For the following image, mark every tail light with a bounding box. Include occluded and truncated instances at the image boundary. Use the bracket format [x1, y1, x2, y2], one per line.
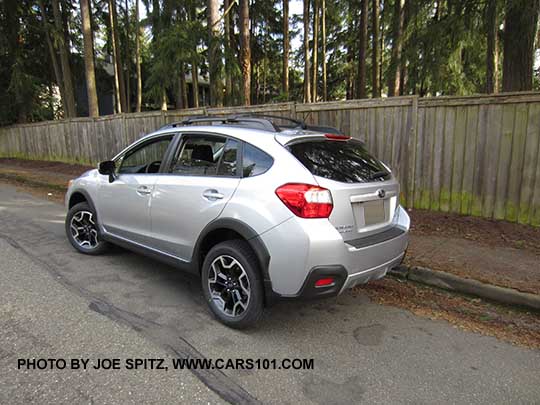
[275, 183, 333, 218]
[324, 133, 351, 141]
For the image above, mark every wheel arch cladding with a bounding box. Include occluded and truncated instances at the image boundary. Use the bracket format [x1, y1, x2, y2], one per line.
[68, 191, 87, 209]
[194, 218, 276, 304]
[68, 189, 97, 212]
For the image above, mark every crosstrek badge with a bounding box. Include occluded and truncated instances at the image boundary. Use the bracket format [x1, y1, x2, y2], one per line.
[335, 224, 354, 233]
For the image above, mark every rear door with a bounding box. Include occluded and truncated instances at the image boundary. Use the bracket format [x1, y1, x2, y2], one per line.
[287, 138, 399, 242]
[149, 133, 241, 261]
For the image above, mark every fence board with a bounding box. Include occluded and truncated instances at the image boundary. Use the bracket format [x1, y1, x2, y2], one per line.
[462, 105, 480, 215]
[519, 104, 540, 224]
[430, 106, 445, 211]
[450, 106, 467, 213]
[471, 104, 488, 216]
[440, 107, 454, 212]
[506, 104, 528, 221]
[494, 104, 516, 220]
[481, 104, 503, 218]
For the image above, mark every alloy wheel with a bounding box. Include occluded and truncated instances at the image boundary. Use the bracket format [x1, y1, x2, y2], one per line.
[208, 255, 251, 317]
[70, 210, 99, 249]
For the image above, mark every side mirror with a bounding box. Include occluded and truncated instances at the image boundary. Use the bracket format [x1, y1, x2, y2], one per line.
[98, 160, 116, 183]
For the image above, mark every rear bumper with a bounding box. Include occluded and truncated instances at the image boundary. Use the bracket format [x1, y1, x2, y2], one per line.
[340, 252, 404, 291]
[260, 205, 410, 297]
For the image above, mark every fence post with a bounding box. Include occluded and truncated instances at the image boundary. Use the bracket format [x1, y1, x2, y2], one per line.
[290, 102, 297, 119]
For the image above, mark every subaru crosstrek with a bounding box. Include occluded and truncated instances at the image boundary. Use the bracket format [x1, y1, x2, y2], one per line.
[65, 115, 410, 328]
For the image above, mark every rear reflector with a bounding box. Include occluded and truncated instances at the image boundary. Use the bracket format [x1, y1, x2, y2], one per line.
[324, 133, 351, 141]
[275, 183, 333, 218]
[315, 277, 335, 287]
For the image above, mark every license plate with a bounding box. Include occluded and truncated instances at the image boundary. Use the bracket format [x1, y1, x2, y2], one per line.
[363, 200, 385, 225]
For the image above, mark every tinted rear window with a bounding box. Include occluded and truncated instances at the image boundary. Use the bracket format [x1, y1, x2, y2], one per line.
[288, 140, 390, 183]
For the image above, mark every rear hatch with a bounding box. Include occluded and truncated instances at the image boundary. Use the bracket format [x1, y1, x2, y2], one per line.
[285, 135, 399, 242]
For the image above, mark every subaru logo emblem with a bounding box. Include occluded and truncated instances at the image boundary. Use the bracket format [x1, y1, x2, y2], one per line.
[377, 189, 386, 199]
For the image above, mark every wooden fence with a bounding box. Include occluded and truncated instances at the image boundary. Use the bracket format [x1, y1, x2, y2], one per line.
[1, 93, 539, 226]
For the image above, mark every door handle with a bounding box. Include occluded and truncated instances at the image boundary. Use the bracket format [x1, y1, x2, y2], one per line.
[136, 185, 152, 195]
[202, 189, 224, 201]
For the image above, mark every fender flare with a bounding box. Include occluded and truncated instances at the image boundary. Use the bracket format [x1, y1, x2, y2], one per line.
[67, 188, 103, 231]
[193, 218, 278, 305]
[68, 188, 97, 212]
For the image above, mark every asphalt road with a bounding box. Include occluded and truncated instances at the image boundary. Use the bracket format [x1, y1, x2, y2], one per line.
[0, 183, 539, 404]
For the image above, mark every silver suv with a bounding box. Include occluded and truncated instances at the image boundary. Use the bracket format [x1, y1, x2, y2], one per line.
[65, 115, 410, 328]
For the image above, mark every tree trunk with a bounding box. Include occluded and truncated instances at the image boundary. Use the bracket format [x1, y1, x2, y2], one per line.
[51, 0, 76, 117]
[161, 90, 167, 111]
[303, 0, 311, 103]
[399, 0, 409, 95]
[191, 60, 200, 108]
[108, 0, 126, 113]
[387, 0, 404, 96]
[207, 0, 223, 107]
[485, 0, 498, 93]
[283, 0, 290, 99]
[181, 63, 188, 108]
[371, 0, 380, 97]
[38, 0, 67, 116]
[380, 0, 384, 93]
[239, 0, 251, 105]
[80, 0, 99, 117]
[346, 9, 355, 100]
[224, 0, 233, 105]
[125, 0, 131, 112]
[357, 0, 368, 98]
[502, 0, 539, 92]
[135, 0, 142, 112]
[312, 0, 319, 101]
[321, 0, 327, 101]
[176, 64, 188, 109]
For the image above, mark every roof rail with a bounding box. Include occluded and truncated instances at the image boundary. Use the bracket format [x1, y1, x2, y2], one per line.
[233, 113, 307, 129]
[160, 113, 342, 134]
[161, 115, 279, 132]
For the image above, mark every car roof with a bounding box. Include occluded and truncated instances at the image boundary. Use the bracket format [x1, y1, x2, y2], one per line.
[142, 124, 326, 146]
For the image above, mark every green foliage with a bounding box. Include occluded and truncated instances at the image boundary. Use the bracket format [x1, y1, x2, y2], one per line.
[1, 0, 539, 123]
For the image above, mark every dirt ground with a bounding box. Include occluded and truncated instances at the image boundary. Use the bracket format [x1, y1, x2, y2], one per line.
[0, 157, 93, 178]
[359, 278, 540, 349]
[406, 210, 540, 295]
[408, 209, 540, 256]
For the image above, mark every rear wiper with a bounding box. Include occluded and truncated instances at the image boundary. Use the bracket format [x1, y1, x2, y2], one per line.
[367, 170, 388, 180]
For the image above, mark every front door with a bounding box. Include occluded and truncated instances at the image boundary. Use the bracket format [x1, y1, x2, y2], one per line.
[97, 134, 174, 245]
[150, 133, 241, 260]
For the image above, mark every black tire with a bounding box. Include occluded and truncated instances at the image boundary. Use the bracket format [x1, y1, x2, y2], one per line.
[65, 201, 109, 255]
[201, 240, 264, 329]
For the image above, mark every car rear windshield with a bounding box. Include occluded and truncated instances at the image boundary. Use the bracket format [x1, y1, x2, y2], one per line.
[288, 139, 391, 183]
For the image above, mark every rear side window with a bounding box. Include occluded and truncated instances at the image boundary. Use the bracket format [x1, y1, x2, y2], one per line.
[243, 143, 273, 177]
[288, 140, 390, 183]
[170, 134, 236, 176]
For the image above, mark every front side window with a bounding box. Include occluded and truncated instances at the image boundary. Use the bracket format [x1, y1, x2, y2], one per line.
[169, 135, 238, 177]
[118, 136, 172, 174]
